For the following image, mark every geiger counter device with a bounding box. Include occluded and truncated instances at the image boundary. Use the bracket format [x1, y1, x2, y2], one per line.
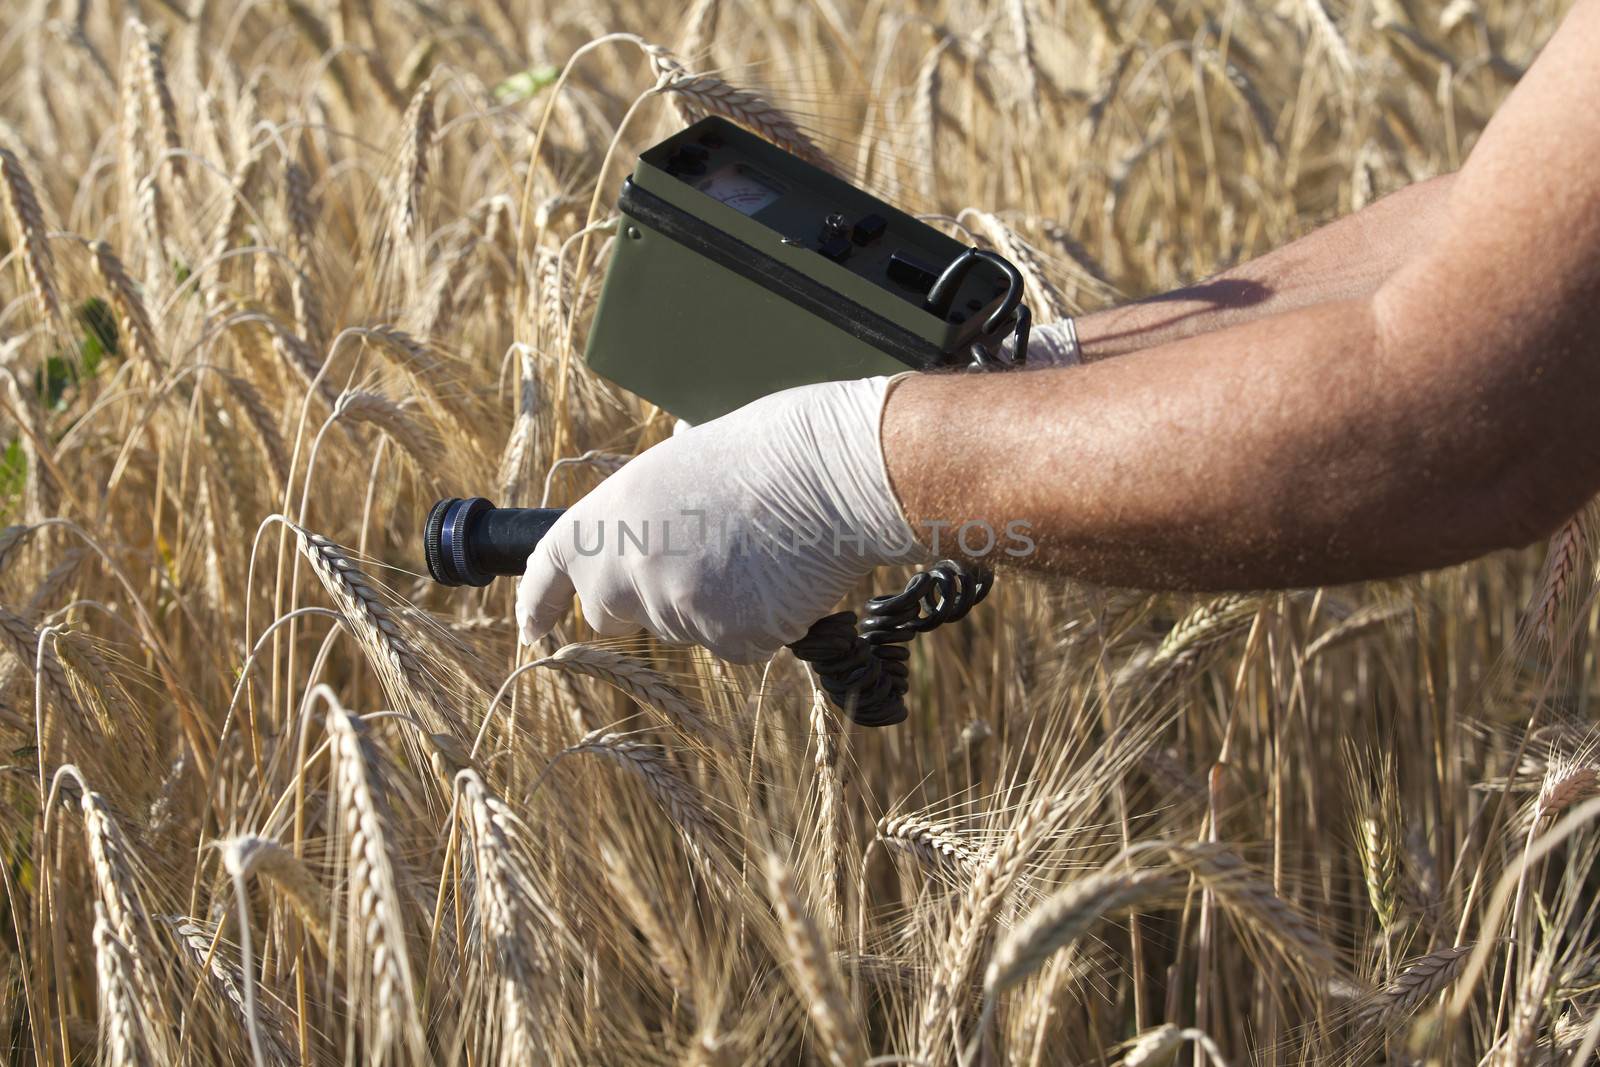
[583, 116, 1030, 424]
[429, 119, 1035, 725]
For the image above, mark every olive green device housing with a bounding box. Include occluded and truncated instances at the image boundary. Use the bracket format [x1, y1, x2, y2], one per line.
[583, 117, 1018, 425]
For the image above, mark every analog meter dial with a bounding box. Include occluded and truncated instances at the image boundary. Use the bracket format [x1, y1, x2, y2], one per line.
[696, 163, 784, 216]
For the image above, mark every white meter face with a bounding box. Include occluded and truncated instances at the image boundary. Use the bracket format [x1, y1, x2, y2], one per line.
[696, 163, 783, 216]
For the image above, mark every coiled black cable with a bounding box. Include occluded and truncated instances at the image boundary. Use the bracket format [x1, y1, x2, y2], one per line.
[786, 560, 994, 727]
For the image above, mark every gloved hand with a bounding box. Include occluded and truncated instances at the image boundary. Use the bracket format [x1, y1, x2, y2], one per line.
[1003, 317, 1082, 367]
[516, 376, 928, 664]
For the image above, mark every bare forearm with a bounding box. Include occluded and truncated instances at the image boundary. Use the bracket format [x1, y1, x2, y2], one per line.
[1073, 174, 1455, 360]
[883, 290, 1576, 592]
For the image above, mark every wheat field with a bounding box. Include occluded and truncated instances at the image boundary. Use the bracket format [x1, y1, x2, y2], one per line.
[0, 0, 1594, 1062]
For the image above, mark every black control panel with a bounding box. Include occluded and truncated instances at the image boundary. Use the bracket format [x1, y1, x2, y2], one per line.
[645, 120, 1011, 327]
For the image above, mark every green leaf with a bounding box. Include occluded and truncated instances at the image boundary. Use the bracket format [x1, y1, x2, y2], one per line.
[76, 297, 118, 362]
[0, 440, 26, 506]
[494, 64, 560, 103]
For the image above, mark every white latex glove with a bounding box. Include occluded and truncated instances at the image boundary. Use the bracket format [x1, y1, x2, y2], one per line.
[516, 376, 927, 664]
[1002, 318, 1082, 367]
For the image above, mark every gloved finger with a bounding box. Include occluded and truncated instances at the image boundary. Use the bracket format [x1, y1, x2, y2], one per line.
[690, 616, 791, 666]
[579, 594, 646, 638]
[702, 635, 785, 665]
[516, 540, 576, 645]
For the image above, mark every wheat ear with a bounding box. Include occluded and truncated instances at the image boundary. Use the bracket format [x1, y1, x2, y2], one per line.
[1121, 1024, 1231, 1066]
[129, 18, 183, 180]
[1006, 0, 1041, 108]
[326, 701, 425, 1061]
[878, 812, 984, 874]
[0, 523, 32, 575]
[1532, 515, 1584, 644]
[765, 854, 865, 1067]
[202, 146, 263, 304]
[457, 770, 554, 1062]
[0, 146, 60, 319]
[566, 730, 728, 884]
[62, 769, 173, 1063]
[600, 844, 695, 1001]
[294, 527, 449, 729]
[218, 373, 289, 492]
[1301, 0, 1356, 79]
[810, 687, 846, 929]
[221, 835, 329, 947]
[394, 78, 436, 245]
[1139, 594, 1259, 681]
[1355, 944, 1473, 1027]
[94, 902, 159, 1067]
[171, 918, 298, 1066]
[1171, 844, 1338, 972]
[333, 391, 443, 471]
[90, 240, 164, 367]
[1537, 761, 1599, 818]
[968, 211, 1070, 322]
[0, 607, 75, 710]
[641, 42, 827, 167]
[985, 867, 1180, 996]
[911, 42, 947, 200]
[534, 644, 725, 747]
[917, 796, 1055, 1060]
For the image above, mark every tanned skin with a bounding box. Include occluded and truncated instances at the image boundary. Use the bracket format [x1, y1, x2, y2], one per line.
[884, 0, 1600, 592]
